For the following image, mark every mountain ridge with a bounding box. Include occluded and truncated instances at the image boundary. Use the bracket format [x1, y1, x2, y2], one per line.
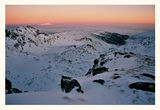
[6, 26, 155, 104]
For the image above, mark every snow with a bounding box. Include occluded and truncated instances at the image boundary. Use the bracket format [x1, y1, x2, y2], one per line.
[5, 25, 155, 104]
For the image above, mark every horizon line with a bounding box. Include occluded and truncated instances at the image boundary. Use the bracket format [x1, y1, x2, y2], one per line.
[6, 22, 155, 26]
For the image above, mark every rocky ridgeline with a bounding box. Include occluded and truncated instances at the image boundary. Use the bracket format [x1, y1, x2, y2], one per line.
[6, 26, 56, 51]
[60, 51, 155, 93]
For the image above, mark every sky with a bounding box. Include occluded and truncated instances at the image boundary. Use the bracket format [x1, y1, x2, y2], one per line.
[6, 5, 155, 25]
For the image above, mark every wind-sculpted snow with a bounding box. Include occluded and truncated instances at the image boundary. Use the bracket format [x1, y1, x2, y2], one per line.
[6, 26, 155, 104]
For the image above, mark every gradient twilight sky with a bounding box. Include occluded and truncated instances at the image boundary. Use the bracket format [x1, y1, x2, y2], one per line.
[6, 5, 155, 25]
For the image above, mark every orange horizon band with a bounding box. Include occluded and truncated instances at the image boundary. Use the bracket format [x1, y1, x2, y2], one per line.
[6, 5, 155, 25]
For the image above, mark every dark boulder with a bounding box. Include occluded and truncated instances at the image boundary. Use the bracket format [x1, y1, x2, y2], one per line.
[114, 52, 134, 58]
[93, 59, 99, 68]
[92, 67, 109, 76]
[6, 78, 23, 94]
[117, 52, 125, 55]
[140, 73, 155, 79]
[114, 52, 118, 57]
[61, 76, 83, 93]
[129, 82, 155, 92]
[6, 30, 11, 38]
[129, 52, 135, 55]
[114, 52, 126, 57]
[6, 78, 12, 94]
[93, 79, 105, 85]
[112, 74, 120, 79]
[100, 54, 105, 58]
[145, 57, 151, 62]
[124, 54, 131, 58]
[100, 61, 106, 66]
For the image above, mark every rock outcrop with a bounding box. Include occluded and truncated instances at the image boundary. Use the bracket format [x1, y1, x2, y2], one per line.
[129, 82, 155, 92]
[61, 76, 83, 93]
[93, 79, 105, 85]
[6, 78, 22, 94]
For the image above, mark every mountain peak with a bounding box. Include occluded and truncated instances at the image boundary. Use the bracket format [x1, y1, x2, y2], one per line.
[13, 25, 38, 35]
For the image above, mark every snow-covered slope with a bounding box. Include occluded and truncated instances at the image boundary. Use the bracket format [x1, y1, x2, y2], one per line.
[122, 30, 155, 57]
[5, 26, 155, 104]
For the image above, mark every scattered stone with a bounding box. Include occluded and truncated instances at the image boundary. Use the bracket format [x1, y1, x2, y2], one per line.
[145, 57, 151, 62]
[92, 67, 109, 76]
[93, 79, 105, 85]
[129, 82, 155, 92]
[118, 52, 125, 55]
[100, 61, 106, 66]
[114, 52, 117, 57]
[114, 52, 129, 57]
[112, 74, 120, 79]
[114, 52, 135, 58]
[114, 52, 124, 57]
[141, 73, 155, 79]
[124, 54, 131, 58]
[100, 54, 105, 58]
[129, 52, 135, 55]
[93, 59, 99, 67]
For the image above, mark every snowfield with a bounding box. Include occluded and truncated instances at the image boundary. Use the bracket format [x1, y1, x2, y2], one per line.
[5, 26, 155, 104]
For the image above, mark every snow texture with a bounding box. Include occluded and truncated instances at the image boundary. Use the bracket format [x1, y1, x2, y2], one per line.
[6, 25, 155, 104]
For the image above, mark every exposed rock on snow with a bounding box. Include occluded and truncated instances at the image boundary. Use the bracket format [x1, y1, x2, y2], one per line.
[6, 78, 22, 94]
[112, 73, 121, 79]
[140, 73, 155, 80]
[6, 78, 12, 94]
[129, 82, 155, 92]
[92, 67, 109, 76]
[61, 76, 83, 93]
[5, 26, 155, 104]
[93, 79, 105, 85]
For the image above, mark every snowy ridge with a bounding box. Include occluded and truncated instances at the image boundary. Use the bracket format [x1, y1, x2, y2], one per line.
[6, 26, 155, 104]
[123, 30, 155, 57]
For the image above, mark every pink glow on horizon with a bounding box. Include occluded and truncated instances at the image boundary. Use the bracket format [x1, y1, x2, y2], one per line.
[6, 5, 155, 25]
